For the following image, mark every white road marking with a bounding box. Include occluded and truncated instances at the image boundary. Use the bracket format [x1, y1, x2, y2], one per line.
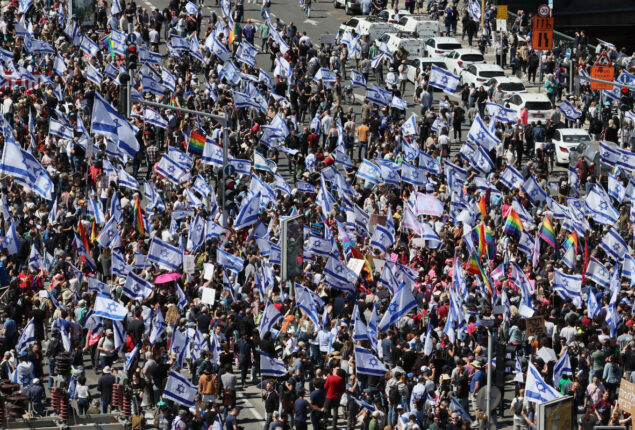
[304, 19, 318, 26]
[238, 389, 264, 420]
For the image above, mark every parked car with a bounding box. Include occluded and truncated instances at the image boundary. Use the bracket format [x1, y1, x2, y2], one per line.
[484, 76, 527, 96]
[460, 64, 505, 87]
[424, 37, 462, 57]
[540, 128, 592, 164]
[443, 49, 485, 75]
[406, 57, 449, 83]
[338, 17, 396, 41]
[334, 0, 361, 15]
[376, 9, 411, 23]
[393, 15, 441, 38]
[379, 32, 424, 56]
[503, 93, 553, 124]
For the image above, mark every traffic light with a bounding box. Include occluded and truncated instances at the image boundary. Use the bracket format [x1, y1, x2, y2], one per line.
[620, 87, 634, 112]
[125, 44, 138, 70]
[117, 72, 130, 116]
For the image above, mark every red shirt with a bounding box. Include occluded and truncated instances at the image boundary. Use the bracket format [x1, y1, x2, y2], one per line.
[324, 374, 345, 400]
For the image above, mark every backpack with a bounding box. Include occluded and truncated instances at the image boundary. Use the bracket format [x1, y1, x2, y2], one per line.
[389, 384, 401, 405]
[513, 397, 523, 415]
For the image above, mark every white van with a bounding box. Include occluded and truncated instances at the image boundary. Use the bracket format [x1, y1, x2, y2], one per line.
[338, 17, 397, 41]
[393, 15, 441, 39]
[379, 32, 424, 57]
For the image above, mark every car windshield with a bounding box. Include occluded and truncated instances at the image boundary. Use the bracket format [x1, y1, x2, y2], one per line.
[431, 62, 447, 69]
[562, 134, 591, 143]
[437, 43, 461, 50]
[461, 54, 484, 62]
[480, 71, 505, 78]
[499, 82, 525, 92]
[525, 101, 553, 110]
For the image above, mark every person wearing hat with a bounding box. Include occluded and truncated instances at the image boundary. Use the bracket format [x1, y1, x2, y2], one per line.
[25, 377, 45, 415]
[470, 360, 485, 411]
[97, 328, 117, 370]
[97, 366, 116, 413]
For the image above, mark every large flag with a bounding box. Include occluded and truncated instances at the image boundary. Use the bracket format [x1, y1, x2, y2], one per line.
[354, 345, 387, 376]
[94, 293, 127, 321]
[122, 272, 153, 301]
[260, 351, 287, 377]
[552, 351, 572, 388]
[91, 92, 139, 158]
[599, 228, 628, 261]
[147, 237, 183, 271]
[1, 221, 19, 255]
[428, 64, 460, 93]
[378, 284, 417, 331]
[234, 193, 261, 230]
[15, 319, 35, 352]
[525, 361, 563, 403]
[552, 269, 583, 308]
[163, 370, 197, 408]
[324, 256, 357, 293]
[217, 248, 244, 273]
[467, 114, 500, 151]
[259, 301, 283, 339]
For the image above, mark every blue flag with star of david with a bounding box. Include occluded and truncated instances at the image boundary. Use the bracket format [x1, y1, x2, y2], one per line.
[354, 345, 387, 376]
[163, 370, 197, 407]
[378, 283, 417, 331]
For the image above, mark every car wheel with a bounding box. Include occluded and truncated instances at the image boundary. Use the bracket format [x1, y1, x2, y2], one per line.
[345, 2, 351, 14]
[333, 0, 339, 8]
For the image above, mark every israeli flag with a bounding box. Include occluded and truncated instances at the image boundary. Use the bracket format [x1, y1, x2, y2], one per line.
[49, 118, 74, 140]
[170, 35, 191, 51]
[149, 308, 166, 345]
[1, 221, 19, 255]
[169, 329, 189, 369]
[79, 35, 100, 58]
[220, 61, 242, 86]
[450, 397, 473, 423]
[185, 0, 198, 14]
[486, 102, 518, 124]
[110, 0, 122, 15]
[124, 344, 139, 371]
[551, 350, 573, 388]
[584, 257, 609, 287]
[104, 63, 119, 80]
[522, 175, 548, 205]
[159, 68, 176, 93]
[599, 229, 628, 261]
[269, 26, 289, 54]
[391, 96, 408, 111]
[585, 184, 619, 225]
[399, 138, 419, 164]
[314, 67, 337, 83]
[588, 289, 601, 318]
[232, 91, 261, 110]
[468, 114, 500, 151]
[217, 248, 244, 273]
[399, 113, 418, 137]
[94, 293, 127, 321]
[116, 167, 139, 190]
[91, 92, 139, 158]
[234, 193, 261, 230]
[15, 319, 35, 352]
[467, 0, 481, 20]
[84, 64, 103, 87]
[192, 175, 212, 198]
[164, 371, 197, 408]
[324, 256, 357, 293]
[236, 41, 259, 67]
[525, 361, 563, 403]
[307, 236, 332, 257]
[356, 160, 381, 185]
[500, 166, 525, 189]
[257, 69, 274, 89]
[53, 54, 67, 76]
[155, 155, 187, 185]
[401, 162, 428, 188]
[202, 138, 223, 167]
[366, 84, 392, 106]
[144, 108, 168, 129]
[297, 180, 317, 193]
[122, 272, 153, 301]
[557, 100, 582, 121]
[350, 69, 367, 88]
[148, 237, 183, 271]
[19, 0, 33, 13]
[95, 217, 117, 248]
[380, 165, 401, 186]
[470, 144, 495, 175]
[354, 345, 387, 376]
[260, 351, 287, 377]
[429, 64, 460, 93]
[553, 269, 583, 308]
[259, 301, 283, 339]
[111, 251, 132, 278]
[109, 30, 127, 55]
[28, 244, 43, 270]
[623, 254, 635, 282]
[378, 284, 417, 331]
[615, 147, 635, 171]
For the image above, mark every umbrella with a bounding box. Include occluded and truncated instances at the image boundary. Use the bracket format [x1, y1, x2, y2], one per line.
[154, 272, 182, 284]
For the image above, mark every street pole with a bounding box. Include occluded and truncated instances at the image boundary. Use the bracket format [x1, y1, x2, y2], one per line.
[221, 127, 229, 227]
[486, 328, 493, 430]
[538, 53, 543, 92]
[480, 0, 485, 32]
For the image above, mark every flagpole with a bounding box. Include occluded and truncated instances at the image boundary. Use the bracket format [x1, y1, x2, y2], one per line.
[486, 328, 492, 429]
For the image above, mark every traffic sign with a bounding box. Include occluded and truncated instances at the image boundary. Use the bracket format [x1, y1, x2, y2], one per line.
[537, 4, 551, 17]
[532, 17, 554, 50]
[565, 48, 571, 60]
[224, 164, 236, 176]
[590, 66, 615, 90]
[593, 51, 611, 66]
[497, 5, 508, 19]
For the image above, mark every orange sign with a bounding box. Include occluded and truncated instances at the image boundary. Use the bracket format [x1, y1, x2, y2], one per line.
[590, 66, 615, 90]
[532, 17, 554, 50]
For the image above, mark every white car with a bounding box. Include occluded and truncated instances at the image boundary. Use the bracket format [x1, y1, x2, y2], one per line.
[460, 64, 505, 87]
[551, 128, 592, 164]
[504, 93, 553, 124]
[484, 76, 527, 95]
[379, 32, 424, 57]
[424, 37, 462, 57]
[338, 17, 396, 41]
[406, 57, 449, 83]
[334, 0, 361, 15]
[443, 49, 485, 75]
[393, 15, 441, 38]
[376, 9, 411, 23]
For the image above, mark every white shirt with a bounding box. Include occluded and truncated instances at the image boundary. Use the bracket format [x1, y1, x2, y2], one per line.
[560, 326, 577, 344]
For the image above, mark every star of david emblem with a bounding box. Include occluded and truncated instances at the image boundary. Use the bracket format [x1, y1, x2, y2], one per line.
[196, 224, 203, 232]
[613, 243, 622, 252]
[411, 170, 418, 179]
[531, 189, 539, 197]
[160, 249, 169, 258]
[247, 207, 256, 215]
[106, 229, 115, 239]
[112, 118, 122, 129]
[269, 357, 278, 367]
[107, 303, 118, 312]
[388, 172, 397, 179]
[176, 384, 185, 394]
[25, 38, 32, 50]
[440, 75, 449, 86]
[335, 264, 344, 273]
[378, 233, 385, 242]
[369, 357, 379, 366]
[388, 302, 399, 313]
[561, 279, 568, 289]
[622, 154, 629, 163]
[4, 236, 11, 245]
[167, 165, 176, 175]
[599, 201, 609, 211]
[173, 345, 180, 354]
[426, 160, 435, 169]
[132, 283, 141, 293]
[476, 131, 486, 140]
[193, 343, 201, 352]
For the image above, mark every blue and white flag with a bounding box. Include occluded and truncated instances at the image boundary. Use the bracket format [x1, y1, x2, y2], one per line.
[306, 236, 332, 258]
[142, 75, 165, 96]
[145, 108, 168, 129]
[354, 345, 387, 376]
[2, 221, 19, 255]
[149, 308, 166, 344]
[588, 288, 601, 318]
[467, 0, 481, 20]
[401, 162, 428, 187]
[28, 244, 43, 270]
[525, 361, 562, 404]
[378, 284, 417, 331]
[297, 180, 317, 193]
[217, 248, 244, 273]
[623, 254, 635, 282]
[160, 68, 176, 92]
[313, 67, 337, 83]
[122, 272, 153, 301]
[259, 301, 283, 339]
[450, 397, 473, 423]
[111, 251, 132, 278]
[254, 151, 276, 173]
[19, 0, 33, 13]
[188, 35, 205, 62]
[429, 64, 460, 93]
[553, 352, 573, 384]
[23, 36, 56, 55]
[87, 276, 110, 295]
[470, 144, 495, 175]
[401, 138, 419, 164]
[234, 193, 261, 230]
[391, 95, 408, 110]
[148, 237, 183, 271]
[366, 84, 392, 106]
[117, 166, 139, 190]
[163, 370, 197, 408]
[94, 293, 127, 321]
[85, 64, 103, 86]
[500, 166, 524, 189]
[125, 344, 140, 371]
[402, 113, 418, 136]
[202, 138, 223, 167]
[599, 228, 628, 261]
[259, 69, 274, 88]
[169, 329, 189, 369]
[269, 26, 289, 54]
[468, 114, 500, 152]
[350, 69, 367, 88]
[557, 100, 582, 121]
[96, 217, 118, 248]
[79, 35, 100, 58]
[110, 0, 122, 15]
[156, 155, 187, 185]
[232, 91, 261, 110]
[486, 102, 518, 124]
[522, 175, 548, 205]
[49, 117, 74, 140]
[553, 269, 583, 308]
[380, 165, 401, 186]
[91, 92, 139, 158]
[352, 305, 370, 341]
[260, 351, 287, 377]
[585, 257, 610, 288]
[324, 256, 357, 293]
[15, 319, 35, 352]
[356, 160, 381, 185]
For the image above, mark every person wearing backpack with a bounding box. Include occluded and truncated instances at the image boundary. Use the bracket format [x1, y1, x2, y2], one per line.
[510, 388, 526, 430]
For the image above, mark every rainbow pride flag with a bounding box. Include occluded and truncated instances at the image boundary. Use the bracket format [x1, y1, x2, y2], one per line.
[484, 225, 496, 260]
[465, 254, 481, 275]
[478, 195, 487, 218]
[540, 215, 556, 248]
[187, 131, 205, 156]
[503, 209, 523, 239]
[134, 195, 145, 235]
[77, 221, 90, 253]
[563, 231, 578, 252]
